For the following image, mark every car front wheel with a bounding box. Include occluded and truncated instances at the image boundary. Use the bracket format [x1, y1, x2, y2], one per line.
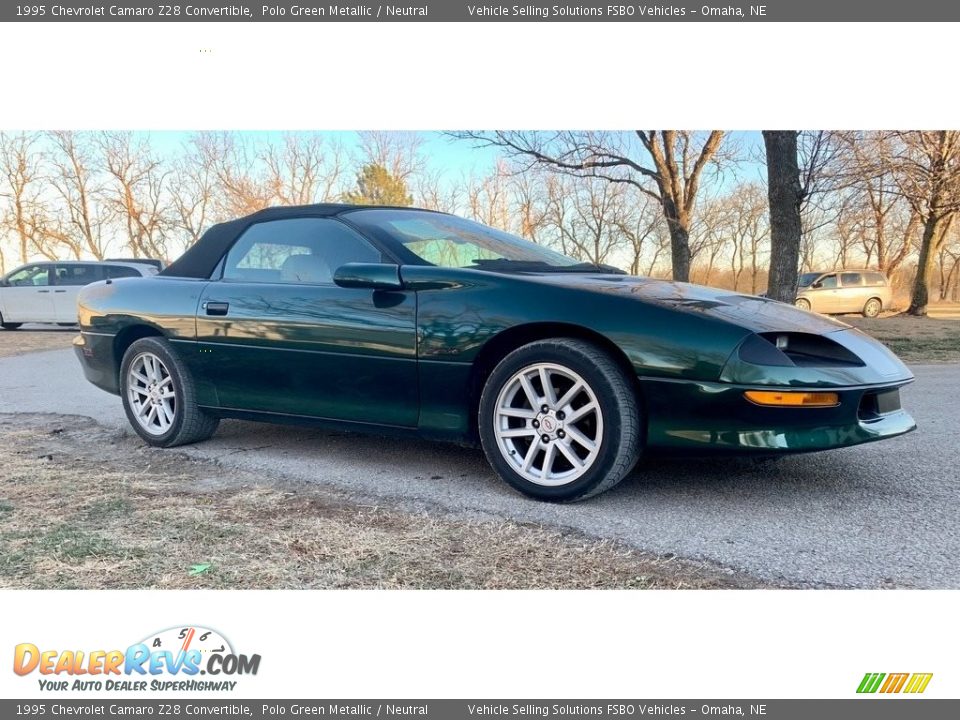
[120, 336, 219, 447]
[794, 298, 811, 311]
[479, 338, 641, 502]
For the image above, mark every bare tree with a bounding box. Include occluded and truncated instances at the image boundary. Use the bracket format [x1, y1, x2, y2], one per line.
[465, 164, 511, 229]
[0, 132, 46, 263]
[718, 184, 769, 293]
[612, 190, 666, 276]
[939, 222, 960, 301]
[414, 168, 463, 214]
[508, 167, 550, 244]
[262, 133, 345, 205]
[170, 138, 220, 248]
[47, 131, 110, 260]
[450, 131, 726, 281]
[98, 132, 172, 259]
[541, 176, 631, 266]
[357, 131, 424, 183]
[880, 131, 960, 315]
[193, 132, 271, 217]
[839, 132, 917, 275]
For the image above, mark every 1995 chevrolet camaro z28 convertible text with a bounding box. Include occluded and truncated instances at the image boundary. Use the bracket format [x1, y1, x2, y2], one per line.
[74, 204, 916, 501]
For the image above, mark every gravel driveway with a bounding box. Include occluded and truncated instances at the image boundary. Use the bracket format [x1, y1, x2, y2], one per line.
[1, 346, 957, 588]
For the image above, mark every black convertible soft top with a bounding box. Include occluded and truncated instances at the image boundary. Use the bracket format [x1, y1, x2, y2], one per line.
[161, 203, 429, 279]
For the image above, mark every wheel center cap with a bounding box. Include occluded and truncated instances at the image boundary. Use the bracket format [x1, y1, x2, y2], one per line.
[540, 415, 557, 433]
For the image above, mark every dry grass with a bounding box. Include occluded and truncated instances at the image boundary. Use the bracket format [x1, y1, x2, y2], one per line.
[0, 415, 755, 590]
[845, 315, 960, 363]
[0, 328, 75, 358]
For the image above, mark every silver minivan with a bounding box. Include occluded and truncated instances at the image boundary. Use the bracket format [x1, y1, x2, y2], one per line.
[0, 260, 157, 329]
[794, 270, 892, 318]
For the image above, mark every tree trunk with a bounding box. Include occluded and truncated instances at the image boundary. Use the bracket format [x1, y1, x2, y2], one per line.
[908, 215, 942, 316]
[762, 131, 803, 303]
[665, 220, 691, 282]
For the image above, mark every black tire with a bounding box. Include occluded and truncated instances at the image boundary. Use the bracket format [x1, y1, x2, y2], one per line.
[478, 338, 641, 502]
[119, 336, 219, 448]
[0, 311, 22, 330]
[862, 297, 882, 318]
[794, 298, 811, 311]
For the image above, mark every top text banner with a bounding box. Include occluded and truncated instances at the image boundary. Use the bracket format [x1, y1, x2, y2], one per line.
[3, 1, 960, 22]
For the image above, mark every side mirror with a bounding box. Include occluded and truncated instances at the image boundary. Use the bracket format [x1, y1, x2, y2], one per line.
[333, 263, 403, 291]
[812, 281, 823, 289]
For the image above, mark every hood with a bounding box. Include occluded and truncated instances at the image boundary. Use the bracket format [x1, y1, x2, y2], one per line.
[525, 273, 849, 334]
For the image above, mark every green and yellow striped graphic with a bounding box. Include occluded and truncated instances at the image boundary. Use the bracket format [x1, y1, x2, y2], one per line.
[857, 672, 933, 694]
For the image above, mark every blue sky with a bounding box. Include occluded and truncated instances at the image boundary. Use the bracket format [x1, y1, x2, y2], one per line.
[142, 130, 767, 187]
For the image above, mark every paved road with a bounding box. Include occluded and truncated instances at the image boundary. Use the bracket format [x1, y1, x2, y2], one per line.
[1, 347, 958, 588]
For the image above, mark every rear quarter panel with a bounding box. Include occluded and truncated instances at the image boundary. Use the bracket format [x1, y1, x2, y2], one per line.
[77, 276, 207, 337]
[76, 276, 209, 397]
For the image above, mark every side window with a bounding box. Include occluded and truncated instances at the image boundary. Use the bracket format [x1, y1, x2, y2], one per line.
[222, 218, 382, 285]
[865, 272, 887, 286]
[6, 264, 49, 287]
[105, 265, 141, 279]
[818, 274, 838, 289]
[55, 264, 105, 286]
[840, 272, 863, 287]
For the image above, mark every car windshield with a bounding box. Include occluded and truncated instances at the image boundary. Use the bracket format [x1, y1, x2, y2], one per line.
[798, 272, 821, 287]
[345, 208, 621, 273]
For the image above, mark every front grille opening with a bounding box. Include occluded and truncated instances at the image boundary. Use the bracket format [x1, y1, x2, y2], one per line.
[859, 389, 901, 420]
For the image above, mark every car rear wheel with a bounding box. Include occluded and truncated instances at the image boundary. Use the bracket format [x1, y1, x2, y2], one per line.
[794, 298, 811, 311]
[120, 337, 219, 448]
[862, 297, 882, 318]
[479, 338, 641, 502]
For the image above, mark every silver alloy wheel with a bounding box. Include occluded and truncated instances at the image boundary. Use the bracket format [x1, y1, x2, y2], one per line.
[864, 298, 881, 317]
[127, 351, 177, 436]
[493, 362, 603, 487]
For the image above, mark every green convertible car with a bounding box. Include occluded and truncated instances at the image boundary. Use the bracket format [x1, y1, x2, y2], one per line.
[74, 204, 916, 501]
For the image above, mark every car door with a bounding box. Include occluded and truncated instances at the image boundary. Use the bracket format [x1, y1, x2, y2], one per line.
[812, 273, 840, 313]
[839, 272, 865, 313]
[52, 263, 105, 322]
[193, 216, 419, 427]
[0, 263, 55, 322]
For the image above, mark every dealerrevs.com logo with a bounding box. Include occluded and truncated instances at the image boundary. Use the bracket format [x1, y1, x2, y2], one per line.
[13, 626, 261, 693]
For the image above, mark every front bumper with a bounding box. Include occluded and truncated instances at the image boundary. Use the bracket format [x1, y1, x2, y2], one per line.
[641, 376, 916, 454]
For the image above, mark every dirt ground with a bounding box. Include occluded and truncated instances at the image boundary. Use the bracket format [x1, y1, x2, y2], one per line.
[0, 326, 75, 358]
[0, 413, 756, 589]
[845, 315, 960, 363]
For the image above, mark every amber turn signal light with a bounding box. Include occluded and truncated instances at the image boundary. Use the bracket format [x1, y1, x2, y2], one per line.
[744, 390, 840, 408]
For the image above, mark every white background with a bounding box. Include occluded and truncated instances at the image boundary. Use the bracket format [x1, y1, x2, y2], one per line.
[1, 20, 958, 700]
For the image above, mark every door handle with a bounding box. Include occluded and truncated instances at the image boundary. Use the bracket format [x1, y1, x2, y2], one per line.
[54, 290, 67, 293]
[37, 289, 50, 293]
[204, 301, 229, 316]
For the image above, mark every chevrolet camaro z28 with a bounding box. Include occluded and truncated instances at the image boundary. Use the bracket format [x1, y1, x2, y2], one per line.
[74, 204, 916, 501]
